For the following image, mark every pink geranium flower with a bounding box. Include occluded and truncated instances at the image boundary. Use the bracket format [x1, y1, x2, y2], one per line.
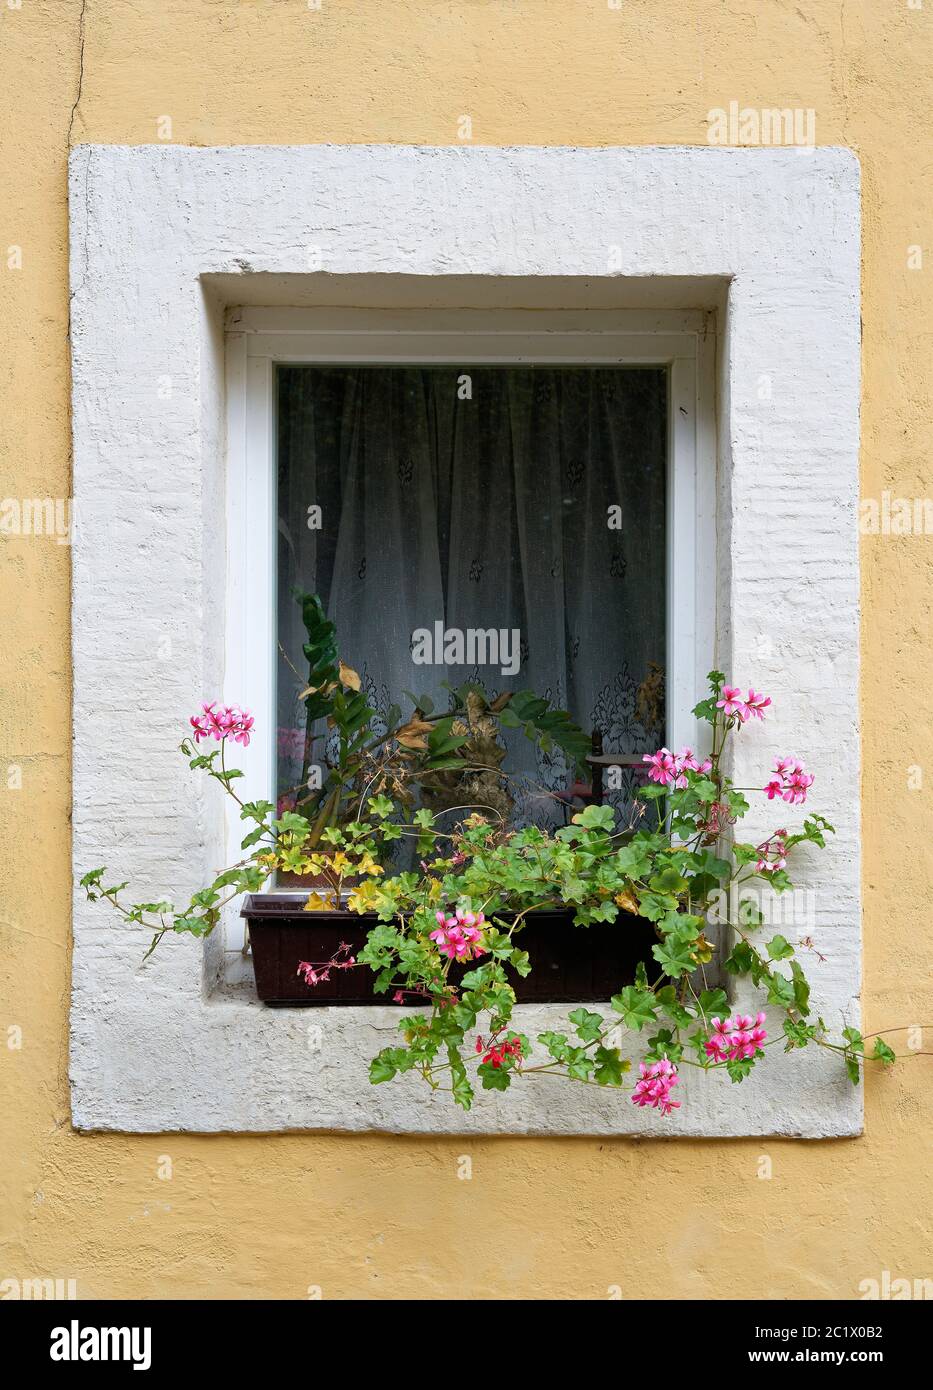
[765, 757, 814, 805]
[714, 684, 772, 724]
[643, 748, 677, 785]
[744, 689, 772, 721]
[430, 908, 487, 961]
[716, 685, 748, 719]
[631, 1058, 681, 1116]
[642, 746, 712, 790]
[674, 747, 713, 787]
[190, 701, 255, 747]
[704, 1013, 767, 1063]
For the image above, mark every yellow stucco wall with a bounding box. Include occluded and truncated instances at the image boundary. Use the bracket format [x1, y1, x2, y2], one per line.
[1, 0, 930, 1300]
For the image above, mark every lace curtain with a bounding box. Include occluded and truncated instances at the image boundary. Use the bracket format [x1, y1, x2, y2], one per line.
[276, 365, 667, 828]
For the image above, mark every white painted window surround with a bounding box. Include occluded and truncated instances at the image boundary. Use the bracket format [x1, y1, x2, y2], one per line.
[69, 145, 861, 1136]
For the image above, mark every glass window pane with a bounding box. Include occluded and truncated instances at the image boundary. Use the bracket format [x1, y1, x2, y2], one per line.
[276, 365, 667, 835]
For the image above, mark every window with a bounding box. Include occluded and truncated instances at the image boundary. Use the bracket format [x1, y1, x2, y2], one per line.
[225, 311, 714, 935]
[276, 362, 667, 831]
[69, 143, 860, 1134]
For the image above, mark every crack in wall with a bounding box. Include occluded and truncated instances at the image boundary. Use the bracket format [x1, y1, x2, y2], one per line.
[66, 0, 87, 149]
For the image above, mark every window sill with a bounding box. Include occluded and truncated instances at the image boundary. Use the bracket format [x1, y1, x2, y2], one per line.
[72, 976, 862, 1137]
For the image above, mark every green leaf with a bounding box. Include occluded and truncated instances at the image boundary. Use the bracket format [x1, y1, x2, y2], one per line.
[448, 1046, 474, 1110]
[614, 845, 651, 879]
[572, 900, 618, 926]
[646, 1028, 682, 1063]
[662, 911, 703, 942]
[766, 934, 795, 961]
[594, 1045, 628, 1086]
[638, 890, 677, 923]
[845, 1055, 861, 1086]
[722, 789, 750, 818]
[572, 804, 616, 832]
[871, 1038, 896, 1066]
[652, 937, 697, 978]
[790, 961, 811, 1016]
[190, 888, 220, 909]
[272, 811, 312, 836]
[538, 1031, 570, 1062]
[724, 942, 755, 976]
[610, 986, 658, 1031]
[503, 690, 590, 771]
[737, 898, 764, 928]
[569, 1007, 604, 1043]
[565, 1054, 595, 1082]
[649, 866, 689, 895]
[655, 986, 694, 1028]
[692, 696, 718, 723]
[783, 1018, 818, 1050]
[508, 947, 532, 978]
[766, 973, 796, 1008]
[698, 988, 729, 1019]
[211, 868, 246, 890]
[369, 1053, 398, 1085]
[478, 1063, 512, 1091]
[451, 1002, 477, 1032]
[687, 849, 732, 881]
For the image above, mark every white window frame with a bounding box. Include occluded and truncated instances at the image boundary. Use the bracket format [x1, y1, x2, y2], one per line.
[224, 308, 716, 944]
[68, 143, 861, 1137]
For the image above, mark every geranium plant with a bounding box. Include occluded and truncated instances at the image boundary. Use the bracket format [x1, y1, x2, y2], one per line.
[82, 671, 899, 1117]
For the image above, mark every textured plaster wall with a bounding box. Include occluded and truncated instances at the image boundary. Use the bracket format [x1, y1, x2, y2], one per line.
[0, 0, 930, 1299]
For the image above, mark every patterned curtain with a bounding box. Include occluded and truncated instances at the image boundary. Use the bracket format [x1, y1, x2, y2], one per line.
[276, 365, 667, 829]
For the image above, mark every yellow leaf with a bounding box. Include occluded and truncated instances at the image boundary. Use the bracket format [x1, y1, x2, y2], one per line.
[338, 661, 361, 691]
[303, 891, 334, 912]
[614, 888, 640, 915]
[692, 932, 714, 964]
[347, 879, 383, 914]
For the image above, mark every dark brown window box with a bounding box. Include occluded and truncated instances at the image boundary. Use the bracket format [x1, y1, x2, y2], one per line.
[241, 894, 658, 1007]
